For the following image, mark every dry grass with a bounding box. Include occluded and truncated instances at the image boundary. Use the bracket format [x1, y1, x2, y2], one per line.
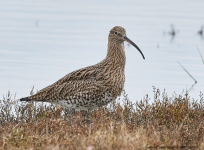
[0, 88, 204, 150]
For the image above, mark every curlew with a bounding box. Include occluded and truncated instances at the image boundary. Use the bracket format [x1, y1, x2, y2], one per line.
[20, 26, 145, 120]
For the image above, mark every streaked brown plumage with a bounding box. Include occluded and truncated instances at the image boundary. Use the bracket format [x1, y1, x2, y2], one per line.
[20, 26, 145, 114]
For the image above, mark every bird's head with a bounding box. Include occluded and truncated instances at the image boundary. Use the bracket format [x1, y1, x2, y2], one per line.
[109, 26, 145, 60]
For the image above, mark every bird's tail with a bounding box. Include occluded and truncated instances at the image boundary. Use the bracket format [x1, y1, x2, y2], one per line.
[20, 97, 31, 102]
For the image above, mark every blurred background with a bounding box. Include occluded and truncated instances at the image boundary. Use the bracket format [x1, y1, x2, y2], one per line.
[0, 0, 203, 103]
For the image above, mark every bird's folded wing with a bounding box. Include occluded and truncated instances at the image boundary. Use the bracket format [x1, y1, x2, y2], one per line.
[29, 79, 106, 102]
[29, 66, 107, 102]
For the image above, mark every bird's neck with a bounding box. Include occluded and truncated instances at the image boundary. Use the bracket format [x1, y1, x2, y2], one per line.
[106, 40, 126, 69]
[103, 40, 126, 97]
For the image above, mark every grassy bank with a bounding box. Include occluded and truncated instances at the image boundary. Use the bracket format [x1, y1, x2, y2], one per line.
[0, 88, 204, 150]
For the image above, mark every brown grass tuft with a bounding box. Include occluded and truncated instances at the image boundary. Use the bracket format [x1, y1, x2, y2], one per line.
[0, 88, 204, 149]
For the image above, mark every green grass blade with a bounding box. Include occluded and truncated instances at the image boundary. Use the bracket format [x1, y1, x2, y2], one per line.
[178, 62, 197, 84]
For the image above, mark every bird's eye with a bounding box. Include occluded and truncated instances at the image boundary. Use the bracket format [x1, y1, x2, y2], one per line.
[114, 32, 118, 35]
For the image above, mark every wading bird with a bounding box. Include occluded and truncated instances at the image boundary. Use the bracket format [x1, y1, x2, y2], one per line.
[20, 26, 145, 122]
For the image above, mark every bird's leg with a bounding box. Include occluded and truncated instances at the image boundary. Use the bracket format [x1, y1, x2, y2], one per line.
[87, 110, 91, 118]
[66, 108, 75, 126]
[85, 109, 92, 124]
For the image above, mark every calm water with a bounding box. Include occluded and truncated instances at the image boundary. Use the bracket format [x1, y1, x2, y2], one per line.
[0, 0, 204, 102]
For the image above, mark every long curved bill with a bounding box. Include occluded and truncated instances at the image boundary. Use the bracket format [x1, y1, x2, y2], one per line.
[124, 36, 145, 59]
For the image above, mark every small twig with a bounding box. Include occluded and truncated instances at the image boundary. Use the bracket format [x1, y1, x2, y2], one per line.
[197, 47, 204, 64]
[12, 123, 19, 130]
[178, 62, 197, 84]
[136, 103, 144, 111]
[178, 113, 189, 131]
[30, 86, 35, 96]
[186, 82, 197, 94]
